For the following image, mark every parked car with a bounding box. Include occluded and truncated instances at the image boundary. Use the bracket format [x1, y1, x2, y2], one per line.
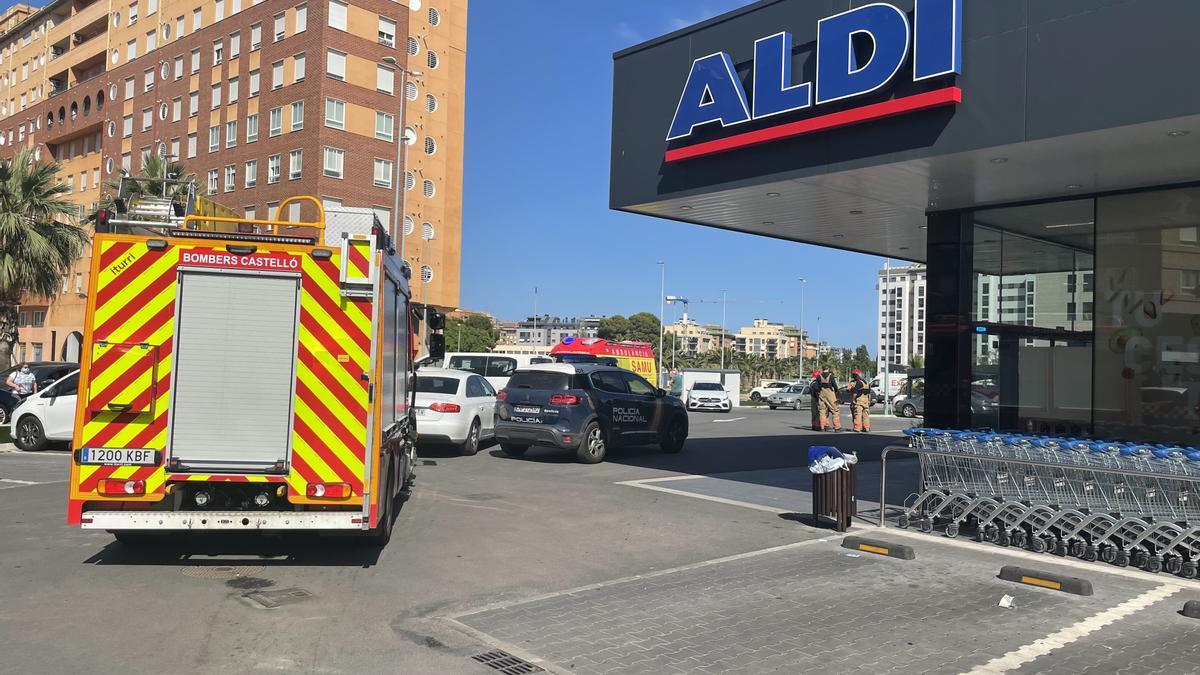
[414, 367, 498, 456]
[897, 392, 997, 419]
[0, 388, 21, 426]
[766, 383, 811, 410]
[0, 361, 79, 425]
[748, 380, 795, 402]
[10, 369, 79, 451]
[494, 364, 688, 464]
[442, 352, 555, 391]
[686, 381, 732, 412]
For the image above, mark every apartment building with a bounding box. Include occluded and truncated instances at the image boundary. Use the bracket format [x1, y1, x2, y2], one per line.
[512, 315, 603, 347]
[663, 318, 730, 354]
[0, 0, 466, 364]
[877, 264, 926, 367]
[735, 318, 800, 359]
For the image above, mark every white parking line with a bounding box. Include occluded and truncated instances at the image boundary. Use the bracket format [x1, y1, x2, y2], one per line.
[712, 417, 746, 423]
[0, 478, 66, 489]
[965, 584, 1182, 674]
[618, 479, 794, 515]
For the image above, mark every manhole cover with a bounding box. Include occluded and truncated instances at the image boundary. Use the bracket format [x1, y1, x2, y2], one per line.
[181, 565, 265, 580]
[242, 587, 313, 610]
[472, 650, 543, 674]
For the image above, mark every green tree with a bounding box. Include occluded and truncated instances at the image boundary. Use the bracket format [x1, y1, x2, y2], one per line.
[598, 315, 629, 341]
[626, 312, 661, 343]
[444, 316, 497, 352]
[908, 354, 925, 369]
[0, 148, 87, 366]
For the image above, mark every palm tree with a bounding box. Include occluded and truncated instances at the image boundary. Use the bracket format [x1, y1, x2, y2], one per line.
[0, 148, 87, 366]
[101, 154, 196, 207]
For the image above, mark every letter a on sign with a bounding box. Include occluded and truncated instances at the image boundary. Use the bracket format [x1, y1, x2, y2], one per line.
[666, 53, 751, 141]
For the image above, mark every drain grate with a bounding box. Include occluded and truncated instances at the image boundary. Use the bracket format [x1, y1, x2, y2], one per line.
[181, 565, 265, 580]
[242, 587, 313, 610]
[471, 650, 543, 674]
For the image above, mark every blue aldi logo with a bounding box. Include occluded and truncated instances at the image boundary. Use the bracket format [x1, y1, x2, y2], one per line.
[666, 0, 962, 162]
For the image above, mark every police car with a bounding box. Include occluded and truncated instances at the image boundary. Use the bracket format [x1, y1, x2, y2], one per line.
[494, 364, 688, 464]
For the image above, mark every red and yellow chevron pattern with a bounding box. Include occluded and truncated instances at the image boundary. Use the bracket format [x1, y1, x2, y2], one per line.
[70, 233, 377, 520]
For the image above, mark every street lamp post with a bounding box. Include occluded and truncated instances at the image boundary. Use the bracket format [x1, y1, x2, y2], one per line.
[720, 289, 727, 370]
[883, 258, 892, 417]
[381, 56, 421, 265]
[798, 277, 806, 378]
[657, 261, 665, 387]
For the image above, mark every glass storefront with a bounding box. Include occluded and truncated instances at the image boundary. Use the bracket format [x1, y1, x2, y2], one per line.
[960, 186, 1200, 444]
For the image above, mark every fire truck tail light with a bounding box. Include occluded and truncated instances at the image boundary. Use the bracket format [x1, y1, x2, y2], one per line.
[306, 482, 352, 499]
[429, 402, 461, 413]
[98, 479, 146, 496]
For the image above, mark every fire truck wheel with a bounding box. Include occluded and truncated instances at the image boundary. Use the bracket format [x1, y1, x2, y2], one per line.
[366, 470, 394, 547]
[500, 443, 528, 457]
[460, 420, 481, 456]
[13, 415, 48, 452]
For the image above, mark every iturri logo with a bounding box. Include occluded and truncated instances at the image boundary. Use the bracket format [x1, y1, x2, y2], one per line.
[665, 0, 962, 162]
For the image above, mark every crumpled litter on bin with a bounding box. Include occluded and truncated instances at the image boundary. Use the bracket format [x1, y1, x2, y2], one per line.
[808, 446, 857, 474]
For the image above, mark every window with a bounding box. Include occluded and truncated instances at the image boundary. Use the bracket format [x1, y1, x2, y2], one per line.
[293, 52, 305, 81]
[211, 83, 221, 108]
[269, 107, 282, 136]
[245, 206, 256, 220]
[427, 50, 439, 69]
[225, 120, 236, 147]
[1182, 227, 1199, 245]
[173, 54, 183, 79]
[267, 201, 280, 220]
[66, 174, 74, 193]
[326, 49, 345, 80]
[246, 113, 258, 142]
[188, 91, 198, 116]
[428, 6, 441, 26]
[228, 76, 238, 102]
[230, 32, 240, 58]
[424, 137, 436, 155]
[323, 147, 344, 178]
[208, 125, 219, 152]
[271, 60, 283, 89]
[273, 12, 285, 41]
[378, 17, 396, 47]
[422, 179, 435, 198]
[375, 112, 394, 141]
[376, 65, 394, 94]
[295, 4, 307, 32]
[206, 169, 218, 194]
[404, 171, 414, 190]
[290, 100, 303, 130]
[122, 114, 133, 137]
[373, 159, 393, 187]
[1184, 270, 1199, 294]
[143, 68, 154, 92]
[190, 48, 200, 73]
[170, 137, 180, 159]
[215, 0, 225, 21]
[213, 39, 223, 65]
[267, 154, 280, 183]
[407, 36, 419, 56]
[146, 0, 157, 14]
[250, 22, 262, 49]
[288, 149, 302, 179]
[224, 165, 235, 192]
[232, 0, 241, 14]
[420, 266, 433, 284]
[328, 1, 346, 30]
[129, 1, 139, 23]
[141, 107, 152, 130]
[404, 80, 417, 101]
[176, 15, 185, 38]
[146, 29, 157, 51]
[249, 69, 260, 96]
[186, 132, 197, 158]
[124, 76, 135, 99]
[425, 93, 438, 112]
[244, 159, 257, 187]
[324, 98, 344, 129]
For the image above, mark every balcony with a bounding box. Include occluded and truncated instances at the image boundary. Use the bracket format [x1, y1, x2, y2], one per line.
[47, 0, 108, 47]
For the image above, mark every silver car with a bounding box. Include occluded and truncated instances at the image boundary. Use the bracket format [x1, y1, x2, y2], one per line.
[766, 384, 812, 410]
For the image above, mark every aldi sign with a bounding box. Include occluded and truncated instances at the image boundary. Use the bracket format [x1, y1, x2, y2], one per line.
[666, 0, 962, 161]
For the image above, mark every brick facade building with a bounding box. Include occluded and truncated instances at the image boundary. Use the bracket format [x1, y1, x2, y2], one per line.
[0, 0, 465, 364]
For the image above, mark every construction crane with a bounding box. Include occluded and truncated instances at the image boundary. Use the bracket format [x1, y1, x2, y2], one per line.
[666, 293, 785, 369]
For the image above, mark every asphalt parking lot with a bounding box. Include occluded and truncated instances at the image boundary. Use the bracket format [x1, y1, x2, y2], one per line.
[1, 408, 1197, 674]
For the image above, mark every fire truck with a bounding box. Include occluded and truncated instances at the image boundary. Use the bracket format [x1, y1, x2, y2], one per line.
[67, 179, 443, 544]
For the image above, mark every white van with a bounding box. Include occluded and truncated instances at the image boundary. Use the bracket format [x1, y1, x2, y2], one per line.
[442, 352, 555, 391]
[871, 373, 908, 402]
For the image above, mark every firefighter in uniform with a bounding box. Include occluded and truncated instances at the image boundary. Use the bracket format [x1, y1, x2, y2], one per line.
[847, 369, 873, 432]
[808, 369, 822, 431]
[816, 366, 842, 432]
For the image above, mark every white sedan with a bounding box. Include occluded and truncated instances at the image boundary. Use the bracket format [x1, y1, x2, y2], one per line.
[414, 368, 497, 456]
[686, 382, 732, 412]
[11, 369, 79, 451]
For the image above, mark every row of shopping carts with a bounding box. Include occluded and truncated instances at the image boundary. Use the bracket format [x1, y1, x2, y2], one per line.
[895, 428, 1200, 577]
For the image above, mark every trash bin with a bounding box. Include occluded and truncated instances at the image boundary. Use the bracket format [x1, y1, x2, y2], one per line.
[809, 446, 857, 532]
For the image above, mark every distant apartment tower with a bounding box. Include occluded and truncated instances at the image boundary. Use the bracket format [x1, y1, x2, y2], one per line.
[736, 318, 800, 359]
[0, 0, 466, 364]
[877, 264, 926, 366]
[514, 315, 603, 347]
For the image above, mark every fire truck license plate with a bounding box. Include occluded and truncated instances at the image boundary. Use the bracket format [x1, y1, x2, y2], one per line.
[80, 448, 156, 466]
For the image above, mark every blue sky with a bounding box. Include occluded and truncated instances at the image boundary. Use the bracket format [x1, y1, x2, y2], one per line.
[461, 1, 888, 352]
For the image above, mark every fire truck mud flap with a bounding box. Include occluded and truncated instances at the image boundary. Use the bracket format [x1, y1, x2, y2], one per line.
[81, 511, 363, 530]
